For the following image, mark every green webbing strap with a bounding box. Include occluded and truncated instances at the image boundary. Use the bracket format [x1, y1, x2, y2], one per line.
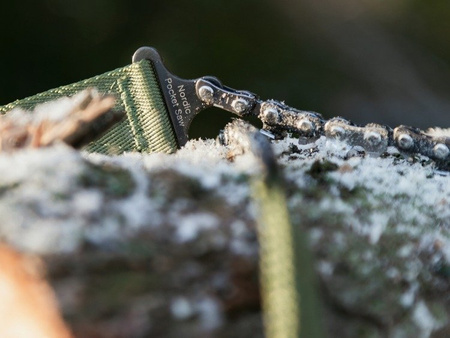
[0, 60, 177, 155]
[254, 179, 324, 338]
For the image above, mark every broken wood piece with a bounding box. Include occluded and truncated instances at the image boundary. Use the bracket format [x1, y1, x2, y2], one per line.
[0, 89, 123, 152]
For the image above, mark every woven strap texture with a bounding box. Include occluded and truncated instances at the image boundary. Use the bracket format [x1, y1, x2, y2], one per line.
[0, 60, 177, 154]
[254, 180, 324, 338]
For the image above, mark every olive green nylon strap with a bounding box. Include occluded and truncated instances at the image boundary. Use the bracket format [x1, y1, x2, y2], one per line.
[254, 180, 324, 338]
[0, 60, 177, 155]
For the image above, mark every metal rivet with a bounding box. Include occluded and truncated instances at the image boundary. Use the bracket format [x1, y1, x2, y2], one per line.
[329, 126, 346, 140]
[433, 143, 449, 159]
[397, 134, 414, 150]
[232, 98, 249, 114]
[297, 119, 315, 134]
[198, 85, 214, 103]
[262, 107, 280, 124]
[364, 131, 382, 146]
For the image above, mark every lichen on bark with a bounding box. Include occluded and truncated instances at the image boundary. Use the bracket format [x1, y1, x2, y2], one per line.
[0, 132, 449, 337]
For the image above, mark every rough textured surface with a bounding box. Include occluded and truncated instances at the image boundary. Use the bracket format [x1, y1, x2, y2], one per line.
[0, 90, 119, 152]
[0, 131, 449, 337]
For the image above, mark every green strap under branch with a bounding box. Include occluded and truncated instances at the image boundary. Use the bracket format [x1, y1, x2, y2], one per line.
[0, 60, 177, 155]
[254, 179, 324, 338]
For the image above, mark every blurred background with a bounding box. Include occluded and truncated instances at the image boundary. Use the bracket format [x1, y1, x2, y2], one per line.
[1, 0, 450, 139]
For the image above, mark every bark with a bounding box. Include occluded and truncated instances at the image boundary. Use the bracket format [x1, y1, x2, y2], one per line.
[0, 135, 449, 337]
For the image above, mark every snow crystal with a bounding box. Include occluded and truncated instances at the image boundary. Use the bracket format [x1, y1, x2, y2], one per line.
[386, 267, 400, 280]
[400, 283, 418, 308]
[397, 244, 415, 258]
[412, 301, 441, 337]
[317, 260, 334, 276]
[308, 228, 323, 246]
[71, 190, 103, 216]
[196, 296, 223, 331]
[86, 152, 164, 231]
[230, 220, 247, 237]
[170, 297, 195, 320]
[229, 220, 257, 256]
[174, 213, 220, 243]
[84, 218, 121, 246]
[426, 127, 450, 138]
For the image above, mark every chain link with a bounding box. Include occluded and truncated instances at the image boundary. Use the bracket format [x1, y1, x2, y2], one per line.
[256, 99, 450, 169]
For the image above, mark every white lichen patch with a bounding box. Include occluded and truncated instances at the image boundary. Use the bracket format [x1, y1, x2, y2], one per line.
[412, 301, 443, 337]
[274, 136, 450, 258]
[0, 138, 258, 256]
[173, 212, 220, 243]
[170, 297, 195, 320]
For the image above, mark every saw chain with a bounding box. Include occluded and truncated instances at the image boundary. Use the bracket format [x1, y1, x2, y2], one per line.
[131, 47, 450, 170]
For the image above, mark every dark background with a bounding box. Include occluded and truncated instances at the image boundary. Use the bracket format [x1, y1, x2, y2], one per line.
[1, 0, 450, 139]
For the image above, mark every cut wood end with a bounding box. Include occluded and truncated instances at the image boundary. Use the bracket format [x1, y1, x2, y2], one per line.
[0, 245, 73, 338]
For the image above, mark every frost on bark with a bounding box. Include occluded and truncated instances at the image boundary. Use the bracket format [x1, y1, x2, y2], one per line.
[0, 120, 449, 336]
